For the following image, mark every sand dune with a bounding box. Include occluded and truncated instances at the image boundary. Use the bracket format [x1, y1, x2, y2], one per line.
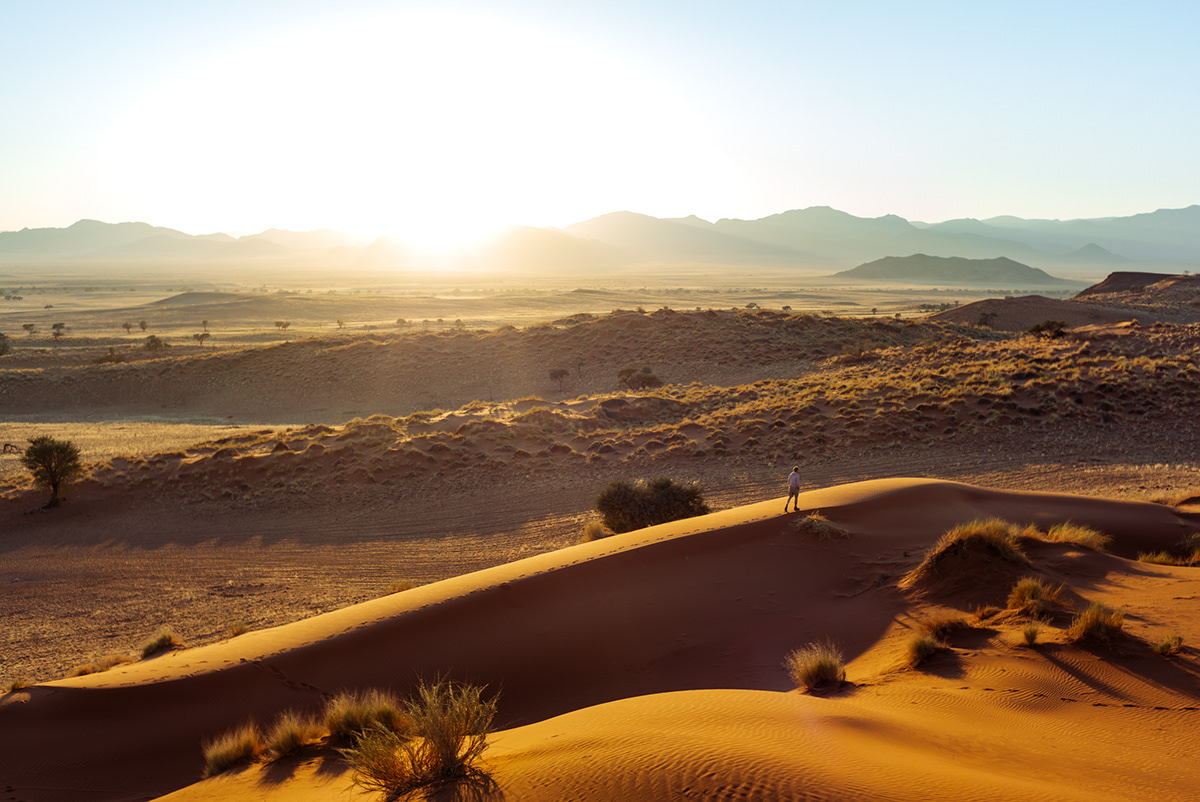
[3, 478, 1199, 800]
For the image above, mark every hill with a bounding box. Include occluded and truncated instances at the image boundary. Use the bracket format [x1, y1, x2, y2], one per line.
[833, 254, 1072, 286]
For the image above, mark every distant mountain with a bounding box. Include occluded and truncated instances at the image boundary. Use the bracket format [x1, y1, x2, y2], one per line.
[464, 225, 628, 272]
[565, 211, 795, 265]
[0, 219, 194, 256]
[245, 228, 368, 251]
[832, 255, 1073, 286]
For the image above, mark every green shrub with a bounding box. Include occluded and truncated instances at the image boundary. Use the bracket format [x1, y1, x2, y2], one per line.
[21, 436, 83, 508]
[595, 476, 710, 534]
[784, 640, 846, 691]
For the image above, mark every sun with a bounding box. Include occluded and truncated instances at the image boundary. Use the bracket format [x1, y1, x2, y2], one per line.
[97, 11, 719, 251]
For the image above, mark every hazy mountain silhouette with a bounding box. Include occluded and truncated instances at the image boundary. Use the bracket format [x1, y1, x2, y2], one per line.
[833, 254, 1074, 286]
[565, 211, 797, 265]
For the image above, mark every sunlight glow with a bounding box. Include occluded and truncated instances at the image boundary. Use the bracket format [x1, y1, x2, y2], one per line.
[97, 11, 720, 250]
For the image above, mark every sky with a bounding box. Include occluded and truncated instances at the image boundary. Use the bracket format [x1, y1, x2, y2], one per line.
[3, 1, 1197, 247]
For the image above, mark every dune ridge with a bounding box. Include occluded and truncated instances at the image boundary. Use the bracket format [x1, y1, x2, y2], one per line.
[3, 478, 1200, 800]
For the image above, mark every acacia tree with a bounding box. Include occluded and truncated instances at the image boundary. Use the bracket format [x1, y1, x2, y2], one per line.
[549, 368, 569, 391]
[122, 322, 133, 334]
[23, 323, 36, 337]
[138, 320, 149, 332]
[21, 436, 83, 508]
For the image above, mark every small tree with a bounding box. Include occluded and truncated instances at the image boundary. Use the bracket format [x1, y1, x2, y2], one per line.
[21, 436, 83, 508]
[977, 311, 998, 327]
[337, 319, 345, 329]
[275, 321, 291, 331]
[144, 334, 168, 351]
[549, 368, 569, 391]
[23, 323, 36, 337]
[617, 367, 663, 390]
[138, 320, 149, 332]
[193, 332, 211, 347]
[595, 477, 710, 534]
[122, 322, 133, 334]
[201, 320, 209, 332]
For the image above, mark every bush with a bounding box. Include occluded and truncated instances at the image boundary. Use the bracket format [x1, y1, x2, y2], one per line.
[325, 689, 411, 742]
[144, 334, 168, 350]
[202, 723, 264, 777]
[21, 436, 83, 508]
[1029, 320, 1067, 338]
[595, 476, 710, 534]
[1151, 633, 1184, 656]
[1067, 603, 1124, 647]
[907, 634, 941, 667]
[1044, 522, 1111, 551]
[141, 626, 185, 658]
[341, 680, 497, 796]
[617, 367, 663, 390]
[790, 511, 848, 540]
[264, 710, 325, 760]
[784, 640, 846, 691]
[1006, 576, 1060, 617]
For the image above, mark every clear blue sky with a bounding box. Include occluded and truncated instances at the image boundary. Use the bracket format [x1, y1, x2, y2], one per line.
[3, 0, 1197, 243]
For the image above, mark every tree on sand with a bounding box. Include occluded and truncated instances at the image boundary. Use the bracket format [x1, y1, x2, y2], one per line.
[21, 436, 83, 508]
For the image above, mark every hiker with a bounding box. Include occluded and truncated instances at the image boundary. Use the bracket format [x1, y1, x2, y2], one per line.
[785, 466, 802, 512]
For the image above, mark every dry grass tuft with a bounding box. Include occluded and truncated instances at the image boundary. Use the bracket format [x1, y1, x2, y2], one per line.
[916, 613, 967, 642]
[1006, 576, 1061, 617]
[264, 710, 326, 761]
[784, 640, 846, 691]
[70, 653, 135, 677]
[341, 680, 497, 797]
[1137, 551, 1176, 565]
[580, 520, 609, 543]
[6, 678, 33, 692]
[899, 519, 1029, 589]
[382, 581, 416, 595]
[141, 626, 185, 659]
[202, 723, 264, 777]
[325, 689, 412, 742]
[226, 620, 250, 638]
[1044, 522, 1112, 551]
[1022, 623, 1042, 647]
[907, 634, 942, 668]
[1151, 633, 1184, 656]
[1067, 603, 1124, 647]
[790, 511, 849, 540]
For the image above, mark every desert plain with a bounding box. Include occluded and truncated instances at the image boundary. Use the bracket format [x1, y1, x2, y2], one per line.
[2, 264, 1200, 800]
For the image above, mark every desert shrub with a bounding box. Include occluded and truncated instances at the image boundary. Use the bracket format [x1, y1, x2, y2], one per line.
[1006, 576, 1060, 617]
[790, 511, 848, 540]
[6, 678, 33, 692]
[21, 436, 83, 508]
[617, 367, 664, 390]
[907, 634, 941, 667]
[899, 519, 1029, 589]
[226, 620, 250, 638]
[264, 710, 325, 760]
[325, 689, 411, 742]
[784, 640, 846, 691]
[580, 520, 609, 542]
[1067, 603, 1124, 647]
[70, 653, 135, 677]
[595, 476, 710, 534]
[1044, 522, 1111, 551]
[1022, 623, 1042, 647]
[916, 613, 967, 642]
[1137, 551, 1175, 565]
[202, 723, 264, 777]
[1151, 633, 1184, 656]
[1029, 320, 1067, 338]
[143, 334, 167, 350]
[141, 626, 185, 659]
[341, 680, 496, 796]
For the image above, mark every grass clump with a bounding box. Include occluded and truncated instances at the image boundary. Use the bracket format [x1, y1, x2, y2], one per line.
[580, 520, 609, 542]
[1045, 522, 1111, 551]
[1151, 633, 1184, 656]
[784, 640, 846, 691]
[325, 689, 411, 742]
[1067, 603, 1124, 647]
[1022, 623, 1042, 647]
[141, 626, 185, 659]
[1137, 551, 1175, 565]
[907, 634, 942, 668]
[70, 653, 135, 677]
[790, 511, 849, 540]
[202, 723, 264, 777]
[226, 620, 250, 638]
[899, 519, 1029, 589]
[264, 710, 325, 761]
[6, 678, 33, 692]
[1006, 576, 1060, 617]
[382, 581, 416, 595]
[342, 680, 497, 797]
[916, 613, 967, 642]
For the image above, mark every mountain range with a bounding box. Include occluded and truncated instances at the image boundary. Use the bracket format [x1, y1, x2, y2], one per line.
[2, 205, 1198, 278]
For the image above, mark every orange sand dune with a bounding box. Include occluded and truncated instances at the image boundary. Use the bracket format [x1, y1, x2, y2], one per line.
[3, 479, 1200, 801]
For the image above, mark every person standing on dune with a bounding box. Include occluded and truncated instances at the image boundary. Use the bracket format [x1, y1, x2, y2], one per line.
[785, 466, 802, 512]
